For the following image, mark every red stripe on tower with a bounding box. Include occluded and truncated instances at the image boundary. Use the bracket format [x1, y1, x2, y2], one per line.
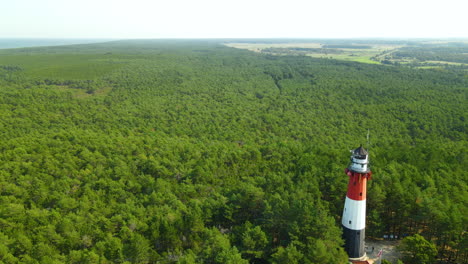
[345, 169, 371, 200]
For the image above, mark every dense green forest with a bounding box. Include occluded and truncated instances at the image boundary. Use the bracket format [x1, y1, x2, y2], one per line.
[0, 40, 466, 264]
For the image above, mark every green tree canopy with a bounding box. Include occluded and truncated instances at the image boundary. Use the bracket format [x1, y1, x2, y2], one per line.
[398, 234, 438, 264]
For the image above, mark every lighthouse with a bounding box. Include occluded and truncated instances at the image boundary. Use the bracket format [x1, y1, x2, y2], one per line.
[342, 145, 372, 262]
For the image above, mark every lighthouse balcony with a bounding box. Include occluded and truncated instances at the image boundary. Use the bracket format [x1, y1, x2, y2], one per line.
[351, 156, 368, 164]
[349, 163, 369, 173]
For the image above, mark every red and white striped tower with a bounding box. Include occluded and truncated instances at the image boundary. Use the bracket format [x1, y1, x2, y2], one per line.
[342, 145, 372, 262]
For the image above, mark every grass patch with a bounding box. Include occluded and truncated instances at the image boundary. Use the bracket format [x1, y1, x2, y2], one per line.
[54, 85, 113, 99]
[74, 86, 113, 99]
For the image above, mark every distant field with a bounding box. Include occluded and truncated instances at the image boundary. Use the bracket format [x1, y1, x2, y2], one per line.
[225, 42, 402, 64]
[224, 42, 323, 51]
[225, 41, 468, 68]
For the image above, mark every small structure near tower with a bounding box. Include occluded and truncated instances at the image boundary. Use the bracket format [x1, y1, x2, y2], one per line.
[342, 145, 372, 263]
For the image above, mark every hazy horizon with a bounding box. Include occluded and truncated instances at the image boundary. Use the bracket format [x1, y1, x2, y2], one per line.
[2, 37, 468, 50]
[1, 0, 467, 39]
[0, 38, 118, 49]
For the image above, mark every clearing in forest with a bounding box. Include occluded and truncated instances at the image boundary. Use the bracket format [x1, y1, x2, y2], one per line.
[366, 239, 401, 264]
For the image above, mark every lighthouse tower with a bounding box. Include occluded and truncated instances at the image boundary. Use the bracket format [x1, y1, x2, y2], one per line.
[342, 145, 372, 262]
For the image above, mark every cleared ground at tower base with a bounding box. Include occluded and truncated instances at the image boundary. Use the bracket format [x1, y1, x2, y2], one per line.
[365, 239, 401, 263]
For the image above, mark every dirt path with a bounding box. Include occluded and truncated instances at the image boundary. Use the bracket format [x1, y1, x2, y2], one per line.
[365, 239, 401, 263]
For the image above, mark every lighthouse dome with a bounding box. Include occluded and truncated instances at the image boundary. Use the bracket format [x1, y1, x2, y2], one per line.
[353, 145, 368, 156]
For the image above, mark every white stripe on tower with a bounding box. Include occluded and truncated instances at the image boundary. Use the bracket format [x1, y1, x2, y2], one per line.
[342, 197, 366, 230]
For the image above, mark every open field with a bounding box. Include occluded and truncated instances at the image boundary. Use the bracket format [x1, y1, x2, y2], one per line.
[224, 42, 323, 52]
[306, 52, 382, 64]
[225, 41, 468, 68]
[225, 42, 403, 64]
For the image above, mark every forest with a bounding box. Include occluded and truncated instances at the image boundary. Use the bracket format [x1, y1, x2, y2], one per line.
[0, 39, 466, 264]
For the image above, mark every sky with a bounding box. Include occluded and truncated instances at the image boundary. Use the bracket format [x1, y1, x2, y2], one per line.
[1, 0, 467, 39]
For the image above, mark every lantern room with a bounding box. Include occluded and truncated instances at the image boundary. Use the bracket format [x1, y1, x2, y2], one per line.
[348, 145, 370, 174]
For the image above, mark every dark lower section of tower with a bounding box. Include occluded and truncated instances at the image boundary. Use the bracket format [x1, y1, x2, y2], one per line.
[343, 226, 365, 259]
